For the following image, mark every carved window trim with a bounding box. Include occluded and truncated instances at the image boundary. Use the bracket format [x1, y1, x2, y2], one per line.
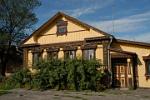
[31, 48, 43, 65]
[46, 48, 59, 60]
[56, 20, 68, 35]
[144, 60, 150, 75]
[32, 52, 42, 65]
[143, 55, 150, 79]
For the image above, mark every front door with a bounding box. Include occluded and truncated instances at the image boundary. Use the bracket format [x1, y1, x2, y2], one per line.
[112, 62, 133, 88]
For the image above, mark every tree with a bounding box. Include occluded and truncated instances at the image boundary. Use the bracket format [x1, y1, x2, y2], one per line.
[0, 0, 41, 76]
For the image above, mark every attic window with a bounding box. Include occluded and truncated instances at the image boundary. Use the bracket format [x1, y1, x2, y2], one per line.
[56, 20, 68, 35]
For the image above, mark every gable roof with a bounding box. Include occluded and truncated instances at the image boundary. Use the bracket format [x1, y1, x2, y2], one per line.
[21, 12, 112, 45]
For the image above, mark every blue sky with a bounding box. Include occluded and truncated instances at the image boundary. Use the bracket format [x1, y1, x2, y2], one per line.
[34, 0, 150, 42]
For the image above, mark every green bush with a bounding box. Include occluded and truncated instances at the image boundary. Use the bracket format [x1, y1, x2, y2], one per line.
[0, 59, 109, 91]
[0, 68, 31, 90]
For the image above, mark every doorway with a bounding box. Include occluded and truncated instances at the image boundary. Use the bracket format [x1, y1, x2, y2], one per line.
[112, 58, 133, 88]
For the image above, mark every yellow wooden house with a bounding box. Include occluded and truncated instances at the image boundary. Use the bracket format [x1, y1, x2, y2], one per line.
[21, 12, 150, 89]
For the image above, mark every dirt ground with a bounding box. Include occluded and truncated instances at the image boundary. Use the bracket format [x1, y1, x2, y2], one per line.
[0, 89, 150, 100]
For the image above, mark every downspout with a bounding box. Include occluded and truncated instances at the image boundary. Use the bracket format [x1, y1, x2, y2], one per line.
[107, 36, 113, 70]
[107, 36, 113, 87]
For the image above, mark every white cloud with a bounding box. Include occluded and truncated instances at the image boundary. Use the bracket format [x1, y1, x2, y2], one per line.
[116, 32, 150, 43]
[132, 32, 150, 42]
[89, 11, 150, 34]
[65, 0, 113, 17]
[87, 11, 150, 42]
[66, 7, 97, 18]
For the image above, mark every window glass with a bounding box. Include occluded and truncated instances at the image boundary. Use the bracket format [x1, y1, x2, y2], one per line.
[148, 62, 150, 74]
[65, 51, 76, 59]
[48, 52, 58, 60]
[33, 53, 41, 65]
[57, 20, 67, 34]
[145, 60, 150, 75]
[58, 26, 67, 34]
[83, 49, 95, 60]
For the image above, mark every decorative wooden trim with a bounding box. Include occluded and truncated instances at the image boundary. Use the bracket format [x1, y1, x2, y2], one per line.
[143, 59, 150, 80]
[31, 47, 43, 53]
[81, 43, 97, 50]
[56, 20, 68, 36]
[21, 43, 40, 48]
[63, 46, 77, 51]
[46, 47, 59, 52]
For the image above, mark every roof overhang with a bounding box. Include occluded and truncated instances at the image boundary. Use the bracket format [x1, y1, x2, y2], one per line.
[116, 39, 150, 47]
[143, 55, 150, 60]
[110, 48, 136, 58]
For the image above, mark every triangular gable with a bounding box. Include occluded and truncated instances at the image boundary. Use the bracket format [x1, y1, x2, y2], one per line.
[21, 12, 112, 45]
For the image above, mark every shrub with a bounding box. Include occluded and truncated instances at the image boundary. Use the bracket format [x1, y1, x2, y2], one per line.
[0, 68, 31, 90]
[1, 58, 108, 91]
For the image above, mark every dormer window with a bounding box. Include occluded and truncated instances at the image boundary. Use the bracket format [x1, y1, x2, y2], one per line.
[56, 20, 68, 35]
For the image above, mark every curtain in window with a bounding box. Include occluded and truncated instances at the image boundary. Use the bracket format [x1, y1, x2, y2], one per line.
[65, 51, 76, 59]
[32, 52, 41, 65]
[83, 49, 95, 60]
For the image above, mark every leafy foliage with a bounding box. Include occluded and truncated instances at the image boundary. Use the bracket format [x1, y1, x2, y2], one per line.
[0, 0, 41, 76]
[1, 59, 108, 91]
[0, 68, 31, 90]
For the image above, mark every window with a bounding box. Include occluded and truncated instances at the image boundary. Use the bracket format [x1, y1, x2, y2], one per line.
[146, 60, 150, 75]
[57, 20, 67, 35]
[120, 66, 124, 74]
[64, 50, 76, 59]
[47, 51, 58, 60]
[83, 49, 95, 60]
[32, 52, 41, 65]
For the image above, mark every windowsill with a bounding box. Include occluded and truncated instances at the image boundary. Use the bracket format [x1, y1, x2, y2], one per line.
[145, 74, 150, 80]
[56, 32, 67, 36]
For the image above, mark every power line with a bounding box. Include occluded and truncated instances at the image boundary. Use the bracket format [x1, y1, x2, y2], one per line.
[112, 0, 115, 35]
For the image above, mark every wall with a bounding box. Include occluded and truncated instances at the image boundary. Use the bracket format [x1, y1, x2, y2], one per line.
[112, 42, 150, 88]
[24, 16, 104, 45]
